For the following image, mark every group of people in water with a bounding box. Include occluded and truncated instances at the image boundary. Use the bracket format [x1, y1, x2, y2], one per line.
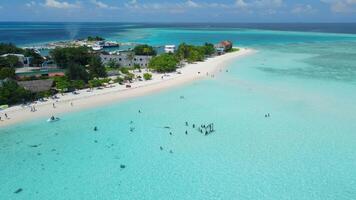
[185, 121, 216, 136]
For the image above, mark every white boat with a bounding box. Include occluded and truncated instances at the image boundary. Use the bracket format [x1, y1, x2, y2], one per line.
[47, 117, 60, 123]
[92, 44, 103, 51]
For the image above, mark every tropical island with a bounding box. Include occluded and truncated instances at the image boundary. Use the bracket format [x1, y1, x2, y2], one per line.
[0, 38, 252, 126]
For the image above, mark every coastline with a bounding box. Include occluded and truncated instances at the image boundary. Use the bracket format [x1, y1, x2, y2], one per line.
[0, 48, 255, 127]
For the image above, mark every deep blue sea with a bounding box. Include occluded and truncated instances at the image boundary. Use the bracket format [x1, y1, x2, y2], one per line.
[1, 23, 356, 199]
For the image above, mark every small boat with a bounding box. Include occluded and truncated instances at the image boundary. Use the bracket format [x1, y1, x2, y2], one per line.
[92, 44, 103, 51]
[47, 116, 60, 123]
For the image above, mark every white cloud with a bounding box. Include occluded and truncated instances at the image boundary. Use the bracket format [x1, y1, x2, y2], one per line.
[43, 0, 80, 9]
[291, 4, 316, 14]
[124, 0, 227, 13]
[321, 0, 356, 13]
[186, 0, 200, 8]
[26, 1, 37, 7]
[91, 0, 118, 9]
[234, 0, 284, 15]
[236, 0, 283, 8]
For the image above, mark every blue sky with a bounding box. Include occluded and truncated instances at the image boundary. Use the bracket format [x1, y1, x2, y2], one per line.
[0, 0, 355, 22]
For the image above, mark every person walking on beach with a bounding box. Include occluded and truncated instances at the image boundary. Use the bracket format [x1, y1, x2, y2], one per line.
[52, 103, 56, 108]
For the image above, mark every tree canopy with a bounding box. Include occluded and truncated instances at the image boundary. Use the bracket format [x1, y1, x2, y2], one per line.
[66, 63, 89, 82]
[149, 54, 178, 73]
[0, 80, 31, 105]
[133, 45, 157, 56]
[0, 43, 24, 55]
[50, 47, 91, 68]
[24, 49, 44, 67]
[87, 36, 105, 41]
[88, 56, 107, 79]
[0, 67, 16, 80]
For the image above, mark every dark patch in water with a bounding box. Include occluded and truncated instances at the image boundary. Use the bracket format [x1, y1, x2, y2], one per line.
[14, 188, 23, 194]
[29, 144, 41, 148]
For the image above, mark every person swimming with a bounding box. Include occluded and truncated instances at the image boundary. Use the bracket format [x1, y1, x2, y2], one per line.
[94, 126, 98, 131]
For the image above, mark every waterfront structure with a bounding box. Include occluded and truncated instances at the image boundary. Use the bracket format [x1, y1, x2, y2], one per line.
[100, 51, 152, 68]
[215, 41, 233, 55]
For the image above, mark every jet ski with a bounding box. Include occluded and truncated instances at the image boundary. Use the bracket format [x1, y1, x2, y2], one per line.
[47, 116, 60, 122]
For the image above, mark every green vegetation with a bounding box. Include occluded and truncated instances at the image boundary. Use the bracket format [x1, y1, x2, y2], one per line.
[66, 63, 89, 82]
[133, 45, 157, 56]
[50, 47, 107, 86]
[50, 47, 91, 69]
[24, 49, 44, 67]
[0, 43, 24, 55]
[124, 73, 135, 82]
[53, 77, 87, 92]
[176, 43, 215, 63]
[88, 56, 107, 79]
[71, 80, 85, 90]
[0, 43, 44, 67]
[106, 59, 120, 68]
[149, 54, 179, 73]
[0, 80, 31, 105]
[87, 36, 105, 41]
[143, 73, 152, 80]
[115, 77, 124, 84]
[88, 79, 102, 88]
[148, 42, 216, 73]
[226, 48, 239, 53]
[0, 67, 16, 80]
[53, 76, 72, 92]
[88, 78, 112, 88]
[0, 55, 21, 68]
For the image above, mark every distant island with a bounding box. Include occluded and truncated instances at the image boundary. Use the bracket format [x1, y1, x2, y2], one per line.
[0, 37, 236, 106]
[0, 36, 251, 126]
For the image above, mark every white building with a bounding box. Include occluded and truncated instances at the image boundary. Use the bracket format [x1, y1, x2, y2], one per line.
[164, 45, 176, 54]
[100, 52, 152, 68]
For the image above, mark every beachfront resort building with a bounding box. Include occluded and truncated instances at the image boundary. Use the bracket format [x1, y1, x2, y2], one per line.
[164, 45, 176, 54]
[100, 51, 152, 68]
[215, 41, 233, 55]
[17, 79, 54, 93]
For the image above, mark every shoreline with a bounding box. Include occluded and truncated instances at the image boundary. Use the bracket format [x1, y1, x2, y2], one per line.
[0, 48, 256, 127]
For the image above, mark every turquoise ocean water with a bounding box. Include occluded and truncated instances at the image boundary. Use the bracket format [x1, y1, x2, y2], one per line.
[1, 24, 356, 199]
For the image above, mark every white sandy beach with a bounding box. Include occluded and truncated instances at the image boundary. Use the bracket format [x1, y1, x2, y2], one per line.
[0, 48, 255, 127]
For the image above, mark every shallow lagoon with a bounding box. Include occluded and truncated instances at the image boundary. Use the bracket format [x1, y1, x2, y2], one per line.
[1, 26, 356, 199]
